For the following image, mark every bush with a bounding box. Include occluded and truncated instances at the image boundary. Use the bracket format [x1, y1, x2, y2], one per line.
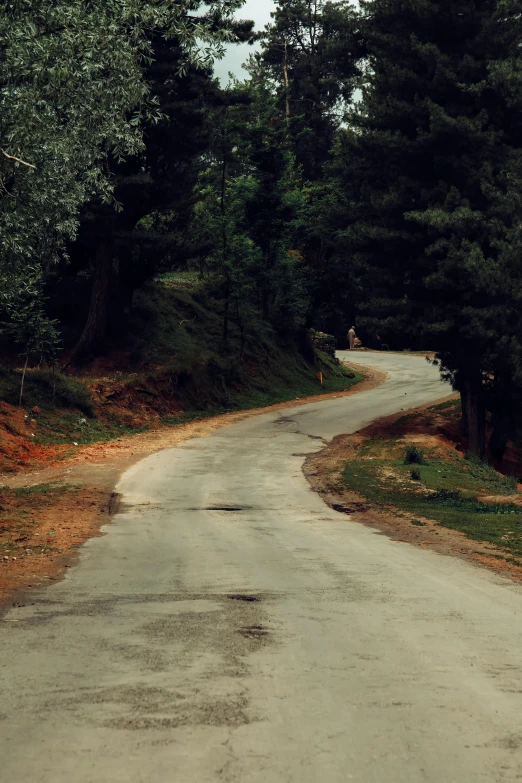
[0, 367, 93, 415]
[430, 489, 462, 503]
[404, 445, 425, 465]
[410, 468, 421, 481]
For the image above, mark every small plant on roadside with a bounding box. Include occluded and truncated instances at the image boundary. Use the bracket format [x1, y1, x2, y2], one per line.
[410, 468, 421, 481]
[404, 445, 425, 465]
[464, 451, 484, 465]
[411, 518, 426, 526]
[430, 488, 462, 503]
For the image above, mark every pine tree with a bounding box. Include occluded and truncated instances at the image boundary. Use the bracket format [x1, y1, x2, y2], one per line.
[331, 0, 522, 458]
[193, 76, 308, 345]
[260, 0, 361, 182]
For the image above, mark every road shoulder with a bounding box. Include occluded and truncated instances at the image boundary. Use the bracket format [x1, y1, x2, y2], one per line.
[306, 397, 522, 585]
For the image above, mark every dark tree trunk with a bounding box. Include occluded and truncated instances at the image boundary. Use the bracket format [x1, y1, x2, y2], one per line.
[489, 424, 508, 464]
[68, 236, 111, 363]
[463, 374, 485, 459]
[459, 385, 469, 437]
[223, 292, 229, 345]
[235, 296, 245, 360]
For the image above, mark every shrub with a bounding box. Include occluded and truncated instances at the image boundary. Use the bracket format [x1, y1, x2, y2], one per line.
[410, 468, 421, 481]
[404, 445, 425, 465]
[430, 489, 462, 503]
[0, 367, 93, 415]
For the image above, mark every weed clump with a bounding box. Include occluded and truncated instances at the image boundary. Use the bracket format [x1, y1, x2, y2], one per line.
[464, 454, 518, 494]
[404, 445, 425, 465]
[0, 367, 93, 415]
[410, 468, 421, 481]
[430, 488, 462, 503]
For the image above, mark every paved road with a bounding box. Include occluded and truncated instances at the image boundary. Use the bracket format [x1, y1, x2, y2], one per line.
[2, 352, 522, 782]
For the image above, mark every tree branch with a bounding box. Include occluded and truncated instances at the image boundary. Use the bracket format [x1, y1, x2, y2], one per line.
[0, 149, 37, 170]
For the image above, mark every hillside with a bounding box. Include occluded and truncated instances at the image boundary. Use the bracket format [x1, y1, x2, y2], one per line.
[0, 276, 360, 473]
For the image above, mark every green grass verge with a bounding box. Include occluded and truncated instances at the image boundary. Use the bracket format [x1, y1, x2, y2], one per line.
[0, 367, 93, 415]
[33, 412, 147, 447]
[343, 439, 522, 557]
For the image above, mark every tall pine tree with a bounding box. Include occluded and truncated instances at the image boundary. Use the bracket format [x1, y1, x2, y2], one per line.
[331, 0, 522, 458]
[260, 0, 361, 182]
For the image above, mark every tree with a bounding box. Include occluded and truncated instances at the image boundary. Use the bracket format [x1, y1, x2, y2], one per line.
[260, 0, 362, 181]
[0, 0, 244, 359]
[65, 37, 227, 360]
[193, 77, 308, 347]
[329, 0, 522, 458]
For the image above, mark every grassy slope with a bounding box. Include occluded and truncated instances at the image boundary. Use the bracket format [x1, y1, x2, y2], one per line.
[0, 278, 362, 458]
[342, 403, 522, 558]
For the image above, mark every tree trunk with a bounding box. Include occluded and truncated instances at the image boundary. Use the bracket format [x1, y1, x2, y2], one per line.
[489, 423, 508, 464]
[463, 374, 485, 459]
[459, 385, 469, 436]
[18, 355, 29, 408]
[68, 236, 111, 363]
[283, 39, 291, 125]
[222, 278, 230, 347]
[235, 296, 245, 360]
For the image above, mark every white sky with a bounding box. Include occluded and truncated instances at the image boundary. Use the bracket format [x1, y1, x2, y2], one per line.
[214, 0, 276, 84]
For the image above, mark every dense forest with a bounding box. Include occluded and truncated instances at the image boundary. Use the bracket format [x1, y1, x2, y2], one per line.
[2, 0, 522, 462]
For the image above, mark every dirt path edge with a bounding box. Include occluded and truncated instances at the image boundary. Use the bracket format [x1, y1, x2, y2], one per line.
[305, 394, 522, 586]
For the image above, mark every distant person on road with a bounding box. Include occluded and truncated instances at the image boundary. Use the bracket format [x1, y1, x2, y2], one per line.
[348, 326, 356, 350]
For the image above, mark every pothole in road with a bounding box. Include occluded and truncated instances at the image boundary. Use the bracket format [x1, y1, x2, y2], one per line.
[227, 594, 260, 603]
[205, 506, 246, 512]
[185, 506, 253, 512]
[238, 625, 269, 640]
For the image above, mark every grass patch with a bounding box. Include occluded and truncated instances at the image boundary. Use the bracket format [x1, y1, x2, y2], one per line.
[343, 437, 522, 556]
[429, 399, 461, 413]
[11, 483, 69, 496]
[33, 411, 147, 447]
[0, 483, 75, 555]
[0, 367, 93, 415]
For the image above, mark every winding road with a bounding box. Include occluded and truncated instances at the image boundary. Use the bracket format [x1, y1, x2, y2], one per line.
[2, 352, 522, 782]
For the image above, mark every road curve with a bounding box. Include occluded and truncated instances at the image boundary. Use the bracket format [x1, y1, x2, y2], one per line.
[2, 353, 522, 782]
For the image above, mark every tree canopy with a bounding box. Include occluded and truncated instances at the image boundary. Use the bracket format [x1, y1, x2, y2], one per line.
[0, 0, 243, 351]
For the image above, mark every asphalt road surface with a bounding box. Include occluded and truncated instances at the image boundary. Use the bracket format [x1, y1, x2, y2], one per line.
[2, 352, 522, 783]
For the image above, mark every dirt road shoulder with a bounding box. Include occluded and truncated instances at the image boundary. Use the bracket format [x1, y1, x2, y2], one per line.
[306, 396, 522, 585]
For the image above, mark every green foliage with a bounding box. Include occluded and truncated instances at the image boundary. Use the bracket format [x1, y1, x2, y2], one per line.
[128, 281, 359, 411]
[34, 411, 143, 447]
[193, 77, 310, 341]
[343, 441, 522, 556]
[464, 456, 519, 494]
[0, 368, 93, 415]
[325, 0, 522, 453]
[404, 446, 425, 465]
[0, 0, 244, 341]
[255, 1, 363, 341]
[1, 270, 60, 364]
[260, 0, 361, 181]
